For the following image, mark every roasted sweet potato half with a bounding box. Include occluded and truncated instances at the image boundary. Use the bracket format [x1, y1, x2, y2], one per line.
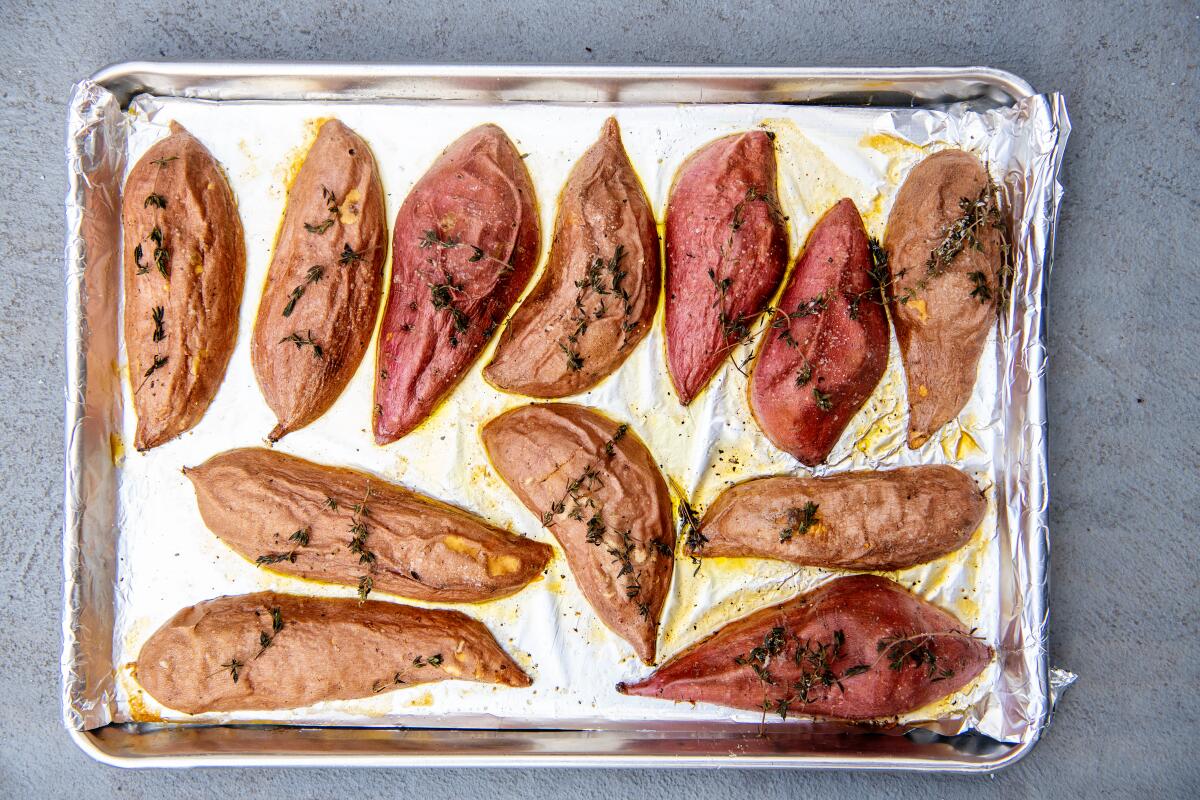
[693, 465, 985, 570]
[664, 130, 789, 404]
[481, 403, 675, 664]
[122, 122, 245, 450]
[136, 591, 530, 714]
[485, 117, 659, 397]
[749, 198, 889, 465]
[618, 574, 991, 721]
[884, 149, 1005, 448]
[185, 447, 552, 603]
[374, 124, 540, 443]
[252, 119, 387, 441]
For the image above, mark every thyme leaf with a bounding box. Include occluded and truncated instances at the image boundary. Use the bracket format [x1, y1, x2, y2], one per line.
[151, 306, 165, 342]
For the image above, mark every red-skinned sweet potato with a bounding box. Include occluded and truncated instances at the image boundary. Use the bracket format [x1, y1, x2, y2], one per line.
[252, 119, 387, 441]
[884, 149, 1004, 448]
[664, 131, 789, 405]
[749, 198, 889, 465]
[618, 574, 991, 720]
[484, 117, 659, 396]
[122, 122, 245, 450]
[374, 124, 540, 443]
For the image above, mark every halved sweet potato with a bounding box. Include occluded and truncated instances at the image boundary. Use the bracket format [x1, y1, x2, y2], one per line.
[481, 403, 674, 664]
[749, 198, 889, 465]
[664, 131, 789, 404]
[252, 119, 387, 441]
[185, 447, 552, 603]
[122, 122, 245, 450]
[136, 591, 530, 713]
[884, 149, 1004, 448]
[374, 124, 540, 443]
[693, 465, 985, 570]
[485, 117, 659, 396]
[618, 574, 991, 720]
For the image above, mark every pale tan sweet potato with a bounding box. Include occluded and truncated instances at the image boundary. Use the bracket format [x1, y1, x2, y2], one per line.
[692, 465, 985, 570]
[136, 591, 530, 714]
[484, 117, 659, 396]
[252, 119, 387, 441]
[122, 122, 245, 450]
[481, 403, 674, 664]
[185, 448, 552, 603]
[618, 574, 991, 720]
[884, 149, 1004, 448]
[374, 124, 540, 443]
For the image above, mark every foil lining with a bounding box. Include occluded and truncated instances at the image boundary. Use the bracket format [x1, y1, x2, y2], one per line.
[64, 79, 1070, 747]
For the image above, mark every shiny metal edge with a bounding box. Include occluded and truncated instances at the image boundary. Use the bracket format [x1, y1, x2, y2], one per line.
[63, 62, 1055, 772]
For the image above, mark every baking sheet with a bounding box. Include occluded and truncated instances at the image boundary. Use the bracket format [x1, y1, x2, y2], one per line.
[65, 75, 1069, 751]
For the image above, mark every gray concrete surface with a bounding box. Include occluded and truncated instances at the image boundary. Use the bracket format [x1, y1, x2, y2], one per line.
[1, 0, 1197, 797]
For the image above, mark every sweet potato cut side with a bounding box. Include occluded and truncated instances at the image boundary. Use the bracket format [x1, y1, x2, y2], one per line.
[481, 403, 674, 664]
[749, 199, 889, 465]
[136, 591, 530, 714]
[252, 119, 387, 441]
[374, 124, 540, 443]
[693, 465, 984, 570]
[884, 149, 1003, 448]
[485, 117, 659, 397]
[122, 122, 245, 450]
[184, 448, 552, 603]
[664, 131, 789, 404]
[618, 574, 991, 720]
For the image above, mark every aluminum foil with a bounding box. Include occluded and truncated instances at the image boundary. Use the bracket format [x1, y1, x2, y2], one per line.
[64, 77, 1069, 750]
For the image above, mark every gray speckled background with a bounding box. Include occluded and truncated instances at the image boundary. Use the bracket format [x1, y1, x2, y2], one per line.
[2, 1, 1197, 797]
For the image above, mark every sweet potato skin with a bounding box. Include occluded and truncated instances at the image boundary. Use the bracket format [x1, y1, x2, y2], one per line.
[184, 448, 552, 603]
[481, 403, 674, 664]
[136, 591, 530, 714]
[484, 117, 659, 397]
[122, 122, 245, 450]
[884, 149, 1002, 448]
[374, 124, 540, 443]
[749, 198, 889, 465]
[617, 575, 990, 720]
[693, 465, 984, 570]
[664, 131, 789, 404]
[252, 119, 387, 441]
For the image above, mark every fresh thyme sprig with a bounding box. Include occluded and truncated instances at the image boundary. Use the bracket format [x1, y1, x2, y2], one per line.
[779, 501, 819, 543]
[144, 193, 167, 209]
[279, 330, 324, 359]
[255, 606, 284, 658]
[255, 551, 297, 565]
[151, 306, 165, 342]
[372, 672, 407, 693]
[412, 653, 444, 668]
[734, 627, 982, 721]
[282, 264, 325, 317]
[558, 245, 633, 372]
[135, 354, 168, 392]
[219, 658, 244, 684]
[346, 483, 376, 601]
[304, 186, 340, 234]
[150, 155, 178, 168]
[540, 423, 656, 611]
